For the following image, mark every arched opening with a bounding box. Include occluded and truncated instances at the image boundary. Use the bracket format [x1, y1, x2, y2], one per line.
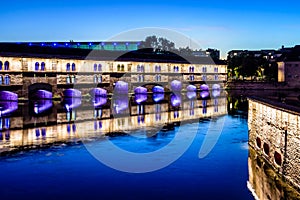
[4, 75, 10, 85]
[274, 151, 282, 166]
[263, 143, 270, 156]
[28, 83, 52, 100]
[4, 61, 9, 70]
[0, 61, 3, 70]
[72, 63, 76, 71]
[66, 75, 71, 84]
[190, 75, 195, 81]
[98, 75, 102, 83]
[256, 137, 261, 148]
[41, 62, 45, 71]
[66, 63, 71, 71]
[0, 75, 3, 85]
[71, 75, 76, 83]
[94, 64, 97, 72]
[98, 64, 102, 72]
[35, 62, 39, 71]
[93, 75, 98, 83]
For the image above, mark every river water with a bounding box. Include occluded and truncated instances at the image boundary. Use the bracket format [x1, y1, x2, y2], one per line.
[0, 91, 254, 200]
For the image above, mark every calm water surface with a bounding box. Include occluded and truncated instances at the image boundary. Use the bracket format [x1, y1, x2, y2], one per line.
[0, 92, 254, 200]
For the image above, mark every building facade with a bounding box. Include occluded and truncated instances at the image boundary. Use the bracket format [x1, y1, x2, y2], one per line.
[0, 44, 227, 100]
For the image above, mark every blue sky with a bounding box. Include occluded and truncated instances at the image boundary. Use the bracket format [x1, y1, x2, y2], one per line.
[1, 0, 300, 58]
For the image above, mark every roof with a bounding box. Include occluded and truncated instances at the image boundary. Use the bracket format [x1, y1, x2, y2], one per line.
[0, 43, 225, 65]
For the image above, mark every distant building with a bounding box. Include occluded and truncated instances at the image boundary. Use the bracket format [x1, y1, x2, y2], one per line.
[277, 45, 300, 87]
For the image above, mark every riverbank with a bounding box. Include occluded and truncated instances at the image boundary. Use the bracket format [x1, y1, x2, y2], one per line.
[226, 81, 299, 90]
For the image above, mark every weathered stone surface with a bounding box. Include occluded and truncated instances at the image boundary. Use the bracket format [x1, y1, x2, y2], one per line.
[248, 98, 300, 191]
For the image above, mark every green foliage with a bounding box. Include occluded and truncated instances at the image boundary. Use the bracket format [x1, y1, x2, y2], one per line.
[140, 35, 175, 51]
[227, 52, 277, 80]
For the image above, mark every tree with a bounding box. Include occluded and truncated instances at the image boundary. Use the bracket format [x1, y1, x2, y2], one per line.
[140, 36, 175, 51]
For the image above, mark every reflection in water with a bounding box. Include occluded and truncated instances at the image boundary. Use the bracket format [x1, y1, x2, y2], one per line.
[93, 96, 107, 108]
[0, 91, 227, 155]
[31, 100, 53, 115]
[187, 91, 197, 100]
[135, 94, 148, 104]
[170, 93, 181, 107]
[0, 101, 18, 117]
[248, 147, 300, 200]
[200, 91, 210, 99]
[63, 98, 82, 111]
[212, 89, 221, 98]
[153, 93, 164, 103]
[113, 96, 129, 114]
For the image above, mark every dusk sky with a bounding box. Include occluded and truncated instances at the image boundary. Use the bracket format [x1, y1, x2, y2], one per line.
[1, 0, 300, 58]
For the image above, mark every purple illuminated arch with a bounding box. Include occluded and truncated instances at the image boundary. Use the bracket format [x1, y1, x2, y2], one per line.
[200, 84, 209, 91]
[90, 88, 107, 97]
[0, 91, 18, 101]
[171, 80, 182, 92]
[171, 94, 181, 107]
[135, 94, 147, 104]
[212, 84, 221, 90]
[187, 85, 197, 92]
[212, 84, 221, 97]
[63, 89, 82, 98]
[152, 86, 164, 93]
[114, 81, 128, 95]
[34, 90, 53, 99]
[134, 86, 147, 94]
